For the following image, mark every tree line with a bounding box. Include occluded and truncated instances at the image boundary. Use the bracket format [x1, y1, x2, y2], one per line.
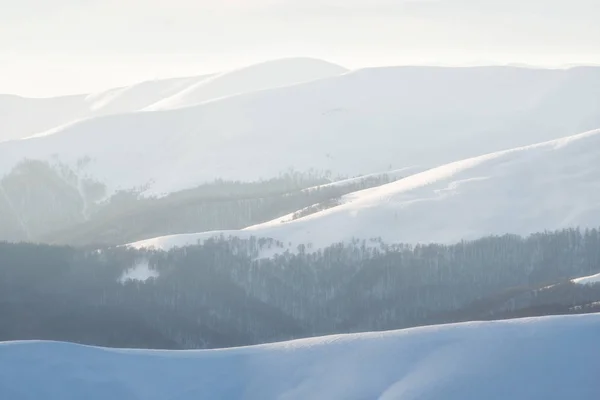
[1, 227, 599, 349]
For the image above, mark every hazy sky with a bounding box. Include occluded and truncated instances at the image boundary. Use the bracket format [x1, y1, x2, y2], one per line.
[2, 0, 599, 96]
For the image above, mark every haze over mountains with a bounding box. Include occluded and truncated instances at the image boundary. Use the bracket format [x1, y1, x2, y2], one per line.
[0, 75, 208, 142]
[0, 58, 346, 142]
[1, 58, 600, 249]
[5, 0, 600, 394]
[143, 58, 348, 111]
[3, 54, 600, 400]
[3, 63, 600, 192]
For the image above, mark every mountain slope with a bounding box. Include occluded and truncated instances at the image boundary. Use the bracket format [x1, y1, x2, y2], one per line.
[0, 93, 88, 142]
[2, 66, 600, 244]
[0, 75, 211, 142]
[1, 315, 599, 400]
[1, 58, 346, 142]
[130, 128, 600, 252]
[82, 75, 210, 116]
[144, 57, 348, 110]
[3, 66, 600, 198]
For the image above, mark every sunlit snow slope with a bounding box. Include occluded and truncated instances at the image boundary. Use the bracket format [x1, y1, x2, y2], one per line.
[1, 315, 599, 400]
[130, 128, 600, 252]
[573, 272, 600, 285]
[2, 66, 600, 198]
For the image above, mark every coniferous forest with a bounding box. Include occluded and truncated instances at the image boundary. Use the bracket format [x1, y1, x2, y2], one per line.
[2, 227, 599, 350]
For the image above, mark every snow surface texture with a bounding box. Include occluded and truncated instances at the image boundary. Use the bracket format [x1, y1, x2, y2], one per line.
[130, 129, 600, 253]
[573, 272, 600, 285]
[1, 66, 599, 198]
[0, 58, 345, 142]
[1, 315, 599, 400]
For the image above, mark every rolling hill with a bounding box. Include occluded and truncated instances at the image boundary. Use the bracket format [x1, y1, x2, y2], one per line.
[2, 66, 600, 197]
[2, 65, 600, 244]
[0, 58, 346, 142]
[0, 75, 209, 142]
[144, 57, 348, 110]
[130, 128, 600, 252]
[1, 314, 599, 400]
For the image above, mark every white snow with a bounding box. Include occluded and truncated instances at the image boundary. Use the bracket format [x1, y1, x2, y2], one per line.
[2, 66, 599, 199]
[0, 58, 345, 143]
[0, 75, 209, 142]
[0, 94, 86, 142]
[82, 75, 209, 115]
[301, 166, 421, 192]
[118, 260, 160, 283]
[129, 128, 600, 253]
[144, 57, 347, 111]
[0, 314, 599, 400]
[572, 272, 600, 285]
[129, 230, 248, 252]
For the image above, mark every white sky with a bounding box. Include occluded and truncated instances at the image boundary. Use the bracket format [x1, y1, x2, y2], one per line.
[1, 0, 599, 97]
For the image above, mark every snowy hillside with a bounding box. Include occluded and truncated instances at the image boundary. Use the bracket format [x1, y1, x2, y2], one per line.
[1, 315, 598, 400]
[0, 93, 87, 142]
[144, 57, 348, 110]
[130, 128, 600, 252]
[2, 66, 600, 199]
[0, 58, 345, 142]
[82, 75, 209, 117]
[0, 75, 209, 142]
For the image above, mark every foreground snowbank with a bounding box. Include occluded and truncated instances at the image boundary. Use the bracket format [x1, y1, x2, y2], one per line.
[1, 315, 599, 400]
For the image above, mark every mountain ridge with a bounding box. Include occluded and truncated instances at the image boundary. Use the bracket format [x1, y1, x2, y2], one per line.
[4, 65, 600, 198]
[144, 57, 348, 111]
[0, 58, 347, 142]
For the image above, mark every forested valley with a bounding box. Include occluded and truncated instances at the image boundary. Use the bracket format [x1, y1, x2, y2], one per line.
[2, 227, 599, 350]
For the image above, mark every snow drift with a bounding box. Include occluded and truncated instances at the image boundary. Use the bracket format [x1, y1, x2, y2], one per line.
[1, 314, 599, 400]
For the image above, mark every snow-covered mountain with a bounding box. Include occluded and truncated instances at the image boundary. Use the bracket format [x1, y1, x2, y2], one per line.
[2, 65, 600, 244]
[2, 66, 599, 199]
[1, 314, 598, 400]
[82, 75, 209, 117]
[0, 75, 209, 142]
[0, 58, 347, 142]
[130, 128, 600, 252]
[144, 57, 348, 110]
